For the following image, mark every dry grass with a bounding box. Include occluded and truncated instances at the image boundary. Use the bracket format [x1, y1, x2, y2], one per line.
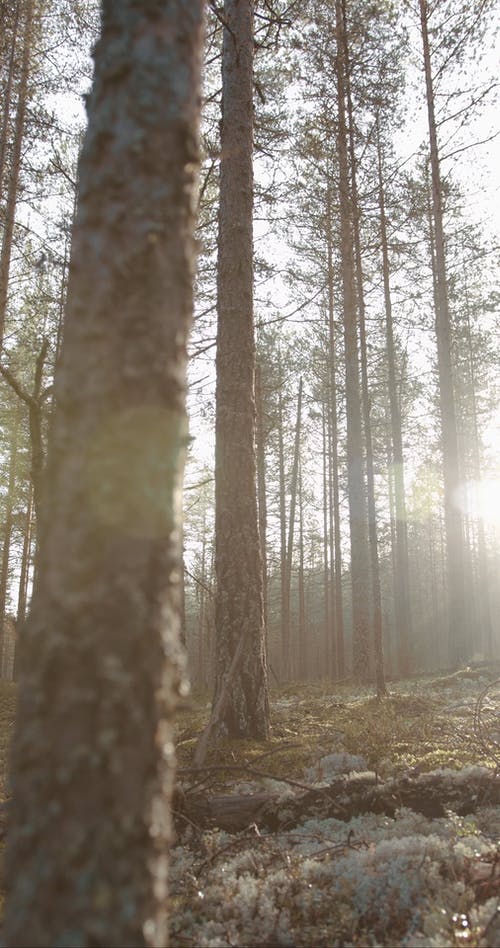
[175, 669, 499, 790]
[1, 669, 496, 798]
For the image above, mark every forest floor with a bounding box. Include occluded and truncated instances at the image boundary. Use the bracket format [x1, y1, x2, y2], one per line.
[0, 668, 499, 946]
[172, 667, 500, 947]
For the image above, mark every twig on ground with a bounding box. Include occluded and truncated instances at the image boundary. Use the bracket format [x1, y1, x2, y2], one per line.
[249, 741, 302, 766]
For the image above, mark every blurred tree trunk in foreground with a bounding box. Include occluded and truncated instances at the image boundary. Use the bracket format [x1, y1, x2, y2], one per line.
[4, 2, 204, 946]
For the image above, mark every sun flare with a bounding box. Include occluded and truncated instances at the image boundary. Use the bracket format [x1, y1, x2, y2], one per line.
[454, 478, 500, 525]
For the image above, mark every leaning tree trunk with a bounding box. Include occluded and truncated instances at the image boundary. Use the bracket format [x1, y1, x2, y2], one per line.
[4, 4, 204, 947]
[214, 0, 269, 738]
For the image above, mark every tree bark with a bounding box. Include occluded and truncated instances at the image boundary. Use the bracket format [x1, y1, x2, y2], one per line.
[214, 0, 269, 738]
[4, 4, 204, 946]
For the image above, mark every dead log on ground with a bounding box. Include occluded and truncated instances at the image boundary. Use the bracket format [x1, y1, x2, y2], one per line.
[178, 768, 500, 835]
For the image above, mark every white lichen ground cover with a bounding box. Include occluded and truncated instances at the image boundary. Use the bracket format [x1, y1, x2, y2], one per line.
[170, 674, 500, 947]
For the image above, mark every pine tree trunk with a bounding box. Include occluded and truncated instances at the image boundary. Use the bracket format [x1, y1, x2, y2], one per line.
[350, 212, 385, 694]
[335, 0, 370, 682]
[214, 0, 269, 738]
[327, 397, 337, 677]
[325, 218, 345, 676]
[419, 0, 468, 665]
[198, 512, 208, 688]
[376, 124, 412, 676]
[463, 289, 493, 656]
[4, 5, 204, 946]
[179, 521, 186, 648]
[0, 407, 19, 677]
[13, 481, 33, 682]
[324, 192, 340, 678]
[322, 397, 331, 673]
[0, 0, 33, 348]
[282, 377, 302, 680]
[29, 342, 48, 547]
[278, 359, 288, 679]
[255, 362, 269, 634]
[384, 402, 397, 676]
[0, 0, 21, 207]
[298, 458, 306, 678]
[16, 479, 33, 627]
[54, 224, 72, 371]
[342, 27, 385, 693]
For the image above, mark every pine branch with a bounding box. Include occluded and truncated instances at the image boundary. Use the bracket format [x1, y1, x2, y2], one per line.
[0, 363, 36, 410]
